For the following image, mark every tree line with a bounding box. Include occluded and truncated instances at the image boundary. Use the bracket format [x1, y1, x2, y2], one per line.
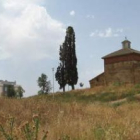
[37, 26, 78, 94]
[1, 26, 78, 97]
[5, 85, 24, 98]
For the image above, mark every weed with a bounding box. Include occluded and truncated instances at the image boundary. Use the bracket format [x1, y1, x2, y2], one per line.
[61, 135, 71, 140]
[127, 95, 136, 102]
[112, 102, 125, 108]
[113, 82, 124, 87]
[93, 126, 105, 140]
[134, 84, 140, 89]
[0, 116, 16, 140]
[0, 115, 48, 140]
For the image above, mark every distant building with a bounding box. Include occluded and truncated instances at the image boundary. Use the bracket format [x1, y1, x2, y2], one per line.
[89, 39, 140, 87]
[0, 80, 20, 96]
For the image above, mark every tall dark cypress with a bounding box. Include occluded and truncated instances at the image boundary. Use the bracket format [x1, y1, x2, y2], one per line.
[65, 26, 78, 90]
[55, 26, 78, 91]
[55, 44, 67, 92]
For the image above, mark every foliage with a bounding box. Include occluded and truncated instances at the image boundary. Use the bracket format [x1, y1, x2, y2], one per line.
[79, 83, 84, 87]
[112, 102, 125, 108]
[37, 73, 51, 94]
[61, 135, 71, 140]
[0, 115, 48, 140]
[55, 42, 67, 92]
[113, 81, 124, 87]
[55, 26, 78, 91]
[7, 85, 16, 97]
[93, 126, 105, 140]
[134, 84, 140, 89]
[16, 86, 25, 98]
[55, 63, 67, 92]
[0, 116, 15, 140]
[64, 26, 78, 90]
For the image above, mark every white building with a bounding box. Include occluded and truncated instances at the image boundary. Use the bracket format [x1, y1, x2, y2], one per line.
[0, 80, 20, 96]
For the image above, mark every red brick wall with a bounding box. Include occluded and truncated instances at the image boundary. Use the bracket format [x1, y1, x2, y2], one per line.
[104, 53, 140, 65]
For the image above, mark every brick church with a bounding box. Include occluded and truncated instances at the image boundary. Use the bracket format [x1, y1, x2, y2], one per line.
[89, 39, 140, 88]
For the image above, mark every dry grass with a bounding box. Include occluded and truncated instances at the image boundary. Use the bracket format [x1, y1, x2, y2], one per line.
[0, 85, 140, 139]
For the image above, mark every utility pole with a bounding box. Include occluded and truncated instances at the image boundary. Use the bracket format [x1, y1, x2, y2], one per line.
[52, 68, 54, 93]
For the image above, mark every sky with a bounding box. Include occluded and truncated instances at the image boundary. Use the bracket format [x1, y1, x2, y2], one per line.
[0, 0, 140, 97]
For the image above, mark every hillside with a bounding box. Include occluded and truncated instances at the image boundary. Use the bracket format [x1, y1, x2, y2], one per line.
[0, 85, 140, 140]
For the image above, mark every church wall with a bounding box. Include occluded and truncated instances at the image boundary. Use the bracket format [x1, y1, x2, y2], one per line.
[133, 62, 140, 84]
[89, 38, 140, 88]
[104, 61, 140, 85]
[89, 73, 105, 88]
[104, 54, 140, 65]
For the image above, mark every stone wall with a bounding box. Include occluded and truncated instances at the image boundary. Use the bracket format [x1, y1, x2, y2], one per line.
[89, 73, 105, 88]
[90, 53, 140, 88]
[104, 61, 140, 85]
[90, 61, 140, 88]
[132, 62, 140, 83]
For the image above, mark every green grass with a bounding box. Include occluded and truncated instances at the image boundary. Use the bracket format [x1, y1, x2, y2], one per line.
[38, 86, 140, 104]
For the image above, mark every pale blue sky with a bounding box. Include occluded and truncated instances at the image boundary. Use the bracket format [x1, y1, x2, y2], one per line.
[0, 0, 140, 96]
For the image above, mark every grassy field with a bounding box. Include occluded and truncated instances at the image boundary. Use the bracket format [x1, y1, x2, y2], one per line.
[0, 85, 140, 140]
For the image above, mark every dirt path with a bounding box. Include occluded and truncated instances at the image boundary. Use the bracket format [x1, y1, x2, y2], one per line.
[110, 94, 140, 105]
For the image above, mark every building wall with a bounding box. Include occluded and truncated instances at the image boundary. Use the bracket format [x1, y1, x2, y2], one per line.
[0, 84, 20, 97]
[90, 53, 140, 88]
[0, 85, 3, 96]
[104, 61, 140, 85]
[104, 54, 140, 65]
[133, 62, 140, 83]
[89, 73, 105, 88]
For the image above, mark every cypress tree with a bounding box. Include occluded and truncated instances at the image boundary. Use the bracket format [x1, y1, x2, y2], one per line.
[65, 26, 78, 90]
[55, 44, 67, 92]
[55, 26, 78, 91]
[55, 63, 66, 92]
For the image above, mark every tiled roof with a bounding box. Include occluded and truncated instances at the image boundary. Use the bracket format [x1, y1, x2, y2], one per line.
[102, 48, 140, 59]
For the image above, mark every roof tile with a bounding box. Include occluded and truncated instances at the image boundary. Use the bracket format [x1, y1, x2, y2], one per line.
[102, 48, 140, 59]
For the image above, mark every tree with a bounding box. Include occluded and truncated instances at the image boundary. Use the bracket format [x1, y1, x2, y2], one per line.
[79, 83, 84, 87]
[64, 26, 78, 90]
[55, 63, 67, 92]
[55, 43, 67, 92]
[16, 86, 25, 98]
[7, 85, 16, 97]
[37, 73, 51, 94]
[55, 26, 78, 91]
